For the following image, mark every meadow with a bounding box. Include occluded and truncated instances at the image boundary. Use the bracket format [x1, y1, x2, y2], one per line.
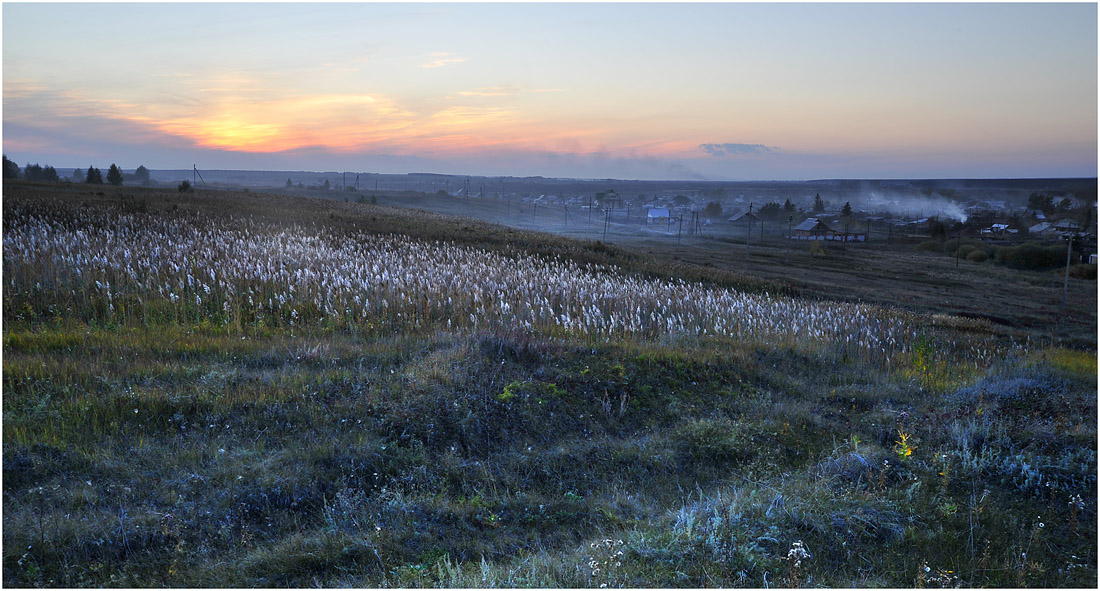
[3, 182, 1096, 587]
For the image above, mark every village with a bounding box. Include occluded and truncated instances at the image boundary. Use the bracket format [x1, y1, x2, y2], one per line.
[514, 186, 1097, 259]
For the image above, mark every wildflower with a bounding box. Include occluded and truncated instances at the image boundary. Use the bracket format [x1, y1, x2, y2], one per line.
[786, 540, 811, 567]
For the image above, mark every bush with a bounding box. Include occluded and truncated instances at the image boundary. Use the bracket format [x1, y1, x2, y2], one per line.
[966, 250, 988, 262]
[993, 242, 1065, 270]
[954, 244, 978, 259]
[916, 241, 942, 253]
[177, 180, 193, 193]
[1068, 263, 1096, 280]
[673, 418, 753, 463]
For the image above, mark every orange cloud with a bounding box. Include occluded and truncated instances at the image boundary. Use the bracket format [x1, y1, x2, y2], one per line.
[140, 94, 421, 152]
[6, 76, 688, 160]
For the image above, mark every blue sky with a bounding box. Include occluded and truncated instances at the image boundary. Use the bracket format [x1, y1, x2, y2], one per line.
[3, 2, 1096, 180]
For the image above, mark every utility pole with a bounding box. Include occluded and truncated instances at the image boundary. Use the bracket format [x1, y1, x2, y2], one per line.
[677, 215, 684, 245]
[1062, 233, 1074, 310]
[192, 165, 206, 190]
[746, 203, 753, 260]
[603, 208, 611, 241]
[786, 215, 793, 264]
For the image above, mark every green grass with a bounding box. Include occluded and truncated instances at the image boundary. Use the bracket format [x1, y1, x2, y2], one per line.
[3, 182, 1096, 587]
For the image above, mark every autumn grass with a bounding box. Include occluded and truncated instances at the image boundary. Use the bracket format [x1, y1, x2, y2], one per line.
[3, 182, 1095, 587]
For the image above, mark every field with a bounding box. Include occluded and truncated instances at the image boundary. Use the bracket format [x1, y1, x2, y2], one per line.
[3, 182, 1096, 587]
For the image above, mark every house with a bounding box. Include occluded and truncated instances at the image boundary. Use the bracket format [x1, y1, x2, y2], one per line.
[1052, 219, 1082, 233]
[981, 223, 1015, 237]
[727, 211, 760, 225]
[1029, 222, 1054, 235]
[792, 217, 835, 239]
[647, 208, 671, 225]
[791, 217, 868, 241]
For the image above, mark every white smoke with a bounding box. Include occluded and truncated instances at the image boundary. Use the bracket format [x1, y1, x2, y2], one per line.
[863, 191, 968, 223]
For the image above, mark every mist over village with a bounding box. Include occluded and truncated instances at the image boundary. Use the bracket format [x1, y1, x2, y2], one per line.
[2, 3, 1097, 588]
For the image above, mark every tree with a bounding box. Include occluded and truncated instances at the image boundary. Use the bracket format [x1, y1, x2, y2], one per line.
[72, 168, 84, 180]
[286, 178, 293, 188]
[841, 201, 853, 217]
[134, 165, 150, 184]
[1027, 192, 1055, 214]
[702, 201, 723, 218]
[928, 218, 947, 240]
[177, 180, 193, 193]
[22, 163, 59, 182]
[106, 164, 124, 186]
[322, 179, 330, 190]
[85, 166, 103, 184]
[2, 154, 18, 179]
[783, 198, 796, 215]
[812, 193, 825, 214]
[758, 201, 782, 220]
[1057, 197, 1074, 212]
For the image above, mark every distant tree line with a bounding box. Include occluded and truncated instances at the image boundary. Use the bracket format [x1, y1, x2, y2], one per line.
[754, 198, 802, 221]
[1027, 192, 1077, 215]
[2, 155, 150, 186]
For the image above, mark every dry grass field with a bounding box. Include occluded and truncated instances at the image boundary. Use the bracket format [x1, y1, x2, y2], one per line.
[3, 181, 1095, 587]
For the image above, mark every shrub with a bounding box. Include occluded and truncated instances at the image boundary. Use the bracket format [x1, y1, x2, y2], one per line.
[993, 242, 1064, 270]
[1068, 263, 1096, 280]
[916, 241, 942, 253]
[954, 244, 978, 259]
[966, 250, 988, 262]
[673, 417, 753, 463]
[178, 180, 193, 193]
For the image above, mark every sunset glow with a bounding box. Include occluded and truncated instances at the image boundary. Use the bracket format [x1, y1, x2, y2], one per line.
[3, 2, 1096, 180]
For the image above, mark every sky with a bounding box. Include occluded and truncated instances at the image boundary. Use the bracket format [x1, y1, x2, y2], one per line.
[3, 2, 1097, 181]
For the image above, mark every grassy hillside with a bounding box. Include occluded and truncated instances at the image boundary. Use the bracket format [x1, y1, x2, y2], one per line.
[3, 182, 1096, 587]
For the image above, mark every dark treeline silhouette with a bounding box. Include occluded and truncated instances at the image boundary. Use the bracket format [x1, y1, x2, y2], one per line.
[2, 155, 149, 186]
